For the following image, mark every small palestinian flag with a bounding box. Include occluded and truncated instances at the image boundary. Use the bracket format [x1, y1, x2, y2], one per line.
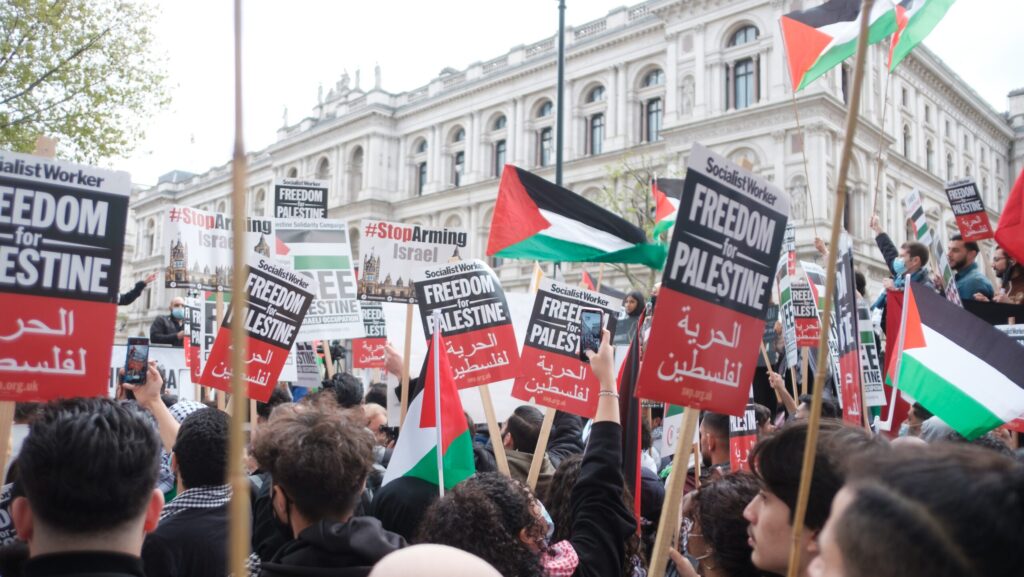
[580, 270, 596, 291]
[488, 165, 667, 269]
[382, 329, 475, 490]
[902, 189, 933, 245]
[895, 282, 1024, 440]
[889, 0, 956, 71]
[781, 0, 897, 91]
[652, 178, 684, 237]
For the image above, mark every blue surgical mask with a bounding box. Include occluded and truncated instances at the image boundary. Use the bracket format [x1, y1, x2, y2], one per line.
[893, 257, 907, 276]
[171, 307, 185, 320]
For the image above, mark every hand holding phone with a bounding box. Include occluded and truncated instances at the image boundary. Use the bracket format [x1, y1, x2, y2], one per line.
[579, 308, 605, 363]
[123, 337, 150, 385]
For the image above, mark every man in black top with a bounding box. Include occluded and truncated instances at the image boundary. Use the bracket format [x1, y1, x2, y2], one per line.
[12, 397, 163, 577]
[150, 296, 186, 347]
[142, 407, 230, 577]
[118, 273, 157, 306]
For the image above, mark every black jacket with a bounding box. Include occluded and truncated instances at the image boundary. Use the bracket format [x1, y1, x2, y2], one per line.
[259, 517, 405, 577]
[547, 412, 585, 469]
[150, 315, 184, 347]
[118, 281, 147, 306]
[142, 504, 228, 577]
[24, 552, 145, 577]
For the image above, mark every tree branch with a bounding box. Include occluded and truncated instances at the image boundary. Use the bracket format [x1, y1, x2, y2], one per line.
[0, 23, 112, 108]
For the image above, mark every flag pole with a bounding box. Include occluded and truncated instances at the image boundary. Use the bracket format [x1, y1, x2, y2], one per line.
[227, 1, 251, 576]
[555, 0, 566, 187]
[786, 2, 874, 576]
[431, 311, 445, 497]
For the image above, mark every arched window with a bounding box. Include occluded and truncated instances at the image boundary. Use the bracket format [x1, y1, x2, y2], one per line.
[415, 138, 428, 154]
[643, 98, 662, 142]
[444, 214, 463, 230]
[538, 127, 553, 166]
[452, 127, 466, 143]
[586, 85, 605, 103]
[537, 100, 553, 118]
[412, 137, 428, 196]
[728, 25, 759, 47]
[349, 146, 364, 196]
[926, 140, 935, 173]
[287, 167, 298, 178]
[492, 115, 507, 130]
[315, 157, 330, 180]
[902, 124, 912, 158]
[734, 58, 755, 110]
[349, 227, 361, 268]
[588, 113, 604, 155]
[146, 218, 156, 256]
[493, 140, 506, 178]
[255, 188, 266, 216]
[216, 200, 226, 214]
[642, 69, 664, 88]
[946, 153, 954, 180]
[965, 163, 972, 177]
[417, 162, 428, 195]
[452, 151, 465, 187]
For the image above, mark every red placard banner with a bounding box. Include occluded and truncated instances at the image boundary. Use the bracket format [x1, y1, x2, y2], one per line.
[945, 179, 993, 242]
[352, 302, 387, 369]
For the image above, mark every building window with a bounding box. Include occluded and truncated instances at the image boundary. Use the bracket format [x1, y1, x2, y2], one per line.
[965, 163, 972, 177]
[216, 200, 226, 213]
[493, 115, 507, 130]
[287, 167, 298, 178]
[901, 88, 908, 107]
[588, 114, 604, 155]
[316, 157, 330, 180]
[926, 140, 934, 173]
[841, 64, 851, 105]
[924, 104, 931, 123]
[453, 128, 465, 143]
[963, 133, 969, 149]
[728, 25, 759, 47]
[255, 188, 266, 216]
[586, 85, 605, 103]
[642, 69, 664, 88]
[945, 119, 951, 136]
[946, 153, 954, 180]
[537, 100, 553, 118]
[494, 140, 506, 177]
[416, 139, 428, 154]
[452, 151, 465, 187]
[734, 58, 755, 110]
[538, 127, 553, 166]
[902, 124, 912, 157]
[417, 162, 428, 195]
[146, 219, 156, 256]
[981, 147, 986, 163]
[642, 98, 663, 142]
[349, 146, 364, 196]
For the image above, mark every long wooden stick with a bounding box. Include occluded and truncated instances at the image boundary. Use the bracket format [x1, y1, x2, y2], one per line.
[786, 3, 874, 577]
[227, 2, 250, 576]
[480, 384, 511, 476]
[400, 303, 414, 424]
[871, 68, 894, 216]
[215, 292, 226, 410]
[526, 407, 556, 491]
[760, 341, 782, 403]
[649, 408, 700, 577]
[801, 347, 810, 397]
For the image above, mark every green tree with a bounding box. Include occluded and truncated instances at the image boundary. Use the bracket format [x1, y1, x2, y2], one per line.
[0, 0, 169, 162]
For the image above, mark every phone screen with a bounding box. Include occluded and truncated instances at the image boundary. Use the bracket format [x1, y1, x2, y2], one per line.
[579, 309, 604, 362]
[123, 337, 150, 385]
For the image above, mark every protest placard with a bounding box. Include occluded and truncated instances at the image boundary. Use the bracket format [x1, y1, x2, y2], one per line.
[802, 261, 841, 393]
[511, 278, 622, 418]
[353, 302, 387, 369]
[637, 143, 789, 415]
[776, 223, 799, 367]
[163, 206, 274, 291]
[729, 390, 758, 472]
[293, 342, 321, 388]
[945, 179, 993, 242]
[831, 233, 865, 425]
[357, 219, 468, 303]
[902, 188, 933, 246]
[791, 279, 821, 346]
[108, 344, 195, 401]
[412, 259, 520, 389]
[857, 298, 886, 407]
[200, 256, 314, 400]
[185, 296, 203, 381]
[0, 150, 130, 400]
[930, 235, 962, 306]
[276, 219, 363, 340]
[760, 303, 780, 366]
[274, 178, 327, 219]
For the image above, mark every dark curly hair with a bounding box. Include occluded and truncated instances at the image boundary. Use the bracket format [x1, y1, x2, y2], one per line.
[417, 473, 545, 577]
[690, 473, 764, 577]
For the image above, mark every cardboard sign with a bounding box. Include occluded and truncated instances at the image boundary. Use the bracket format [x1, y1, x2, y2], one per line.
[760, 303, 780, 367]
[293, 342, 321, 388]
[0, 150, 130, 400]
[792, 279, 821, 346]
[729, 391, 758, 473]
[108, 344, 195, 401]
[930, 236, 962, 307]
[274, 178, 328, 219]
[637, 143, 789, 415]
[832, 233, 864, 425]
[357, 219, 469, 303]
[802, 262, 841, 392]
[353, 302, 387, 369]
[902, 189, 933, 246]
[857, 298, 886, 407]
[945, 179, 993, 242]
[412, 260, 520, 389]
[776, 223, 799, 366]
[511, 278, 622, 418]
[200, 256, 314, 400]
[276, 219, 363, 340]
[163, 206, 275, 291]
[185, 296, 203, 381]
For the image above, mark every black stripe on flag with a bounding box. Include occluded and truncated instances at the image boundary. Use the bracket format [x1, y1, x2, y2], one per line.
[911, 206, 925, 223]
[656, 178, 685, 201]
[785, 0, 861, 28]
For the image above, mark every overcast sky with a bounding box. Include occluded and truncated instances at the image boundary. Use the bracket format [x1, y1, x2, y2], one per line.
[116, 0, 1024, 185]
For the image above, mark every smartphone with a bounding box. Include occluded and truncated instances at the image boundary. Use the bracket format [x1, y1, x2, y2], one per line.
[123, 337, 150, 385]
[579, 308, 605, 363]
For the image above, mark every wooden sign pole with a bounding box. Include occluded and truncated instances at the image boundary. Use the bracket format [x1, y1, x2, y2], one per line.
[215, 292, 227, 410]
[400, 303, 414, 424]
[526, 407, 556, 490]
[801, 347, 810, 397]
[648, 409, 699, 577]
[480, 384, 511, 477]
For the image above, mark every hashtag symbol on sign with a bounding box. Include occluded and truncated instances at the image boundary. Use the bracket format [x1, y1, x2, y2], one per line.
[169, 208, 181, 223]
[364, 222, 378, 237]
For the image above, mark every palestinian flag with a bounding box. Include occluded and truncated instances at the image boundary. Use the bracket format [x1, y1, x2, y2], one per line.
[781, 0, 898, 91]
[652, 178, 684, 237]
[277, 227, 351, 271]
[488, 165, 667, 269]
[382, 330, 475, 490]
[902, 189, 933, 245]
[895, 282, 1024, 440]
[580, 270, 596, 291]
[889, 0, 956, 71]
[995, 168, 1024, 265]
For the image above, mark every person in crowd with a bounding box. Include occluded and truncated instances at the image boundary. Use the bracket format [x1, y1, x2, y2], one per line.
[368, 544, 502, 577]
[945, 233, 994, 302]
[496, 405, 556, 499]
[698, 413, 731, 482]
[324, 372, 364, 408]
[615, 290, 646, 345]
[370, 476, 441, 544]
[365, 382, 389, 408]
[976, 246, 1024, 304]
[12, 397, 163, 577]
[364, 403, 390, 447]
[868, 215, 935, 328]
[743, 421, 884, 577]
[150, 296, 187, 347]
[668, 473, 767, 577]
[808, 444, 1024, 577]
[768, 372, 798, 418]
[119, 273, 157, 306]
[752, 404, 774, 438]
[792, 394, 841, 421]
[142, 408, 230, 577]
[251, 403, 405, 576]
[418, 329, 636, 577]
[899, 403, 933, 438]
[248, 387, 294, 564]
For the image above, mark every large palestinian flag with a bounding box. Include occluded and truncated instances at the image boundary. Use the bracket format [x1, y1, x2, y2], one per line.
[652, 178, 684, 237]
[995, 168, 1024, 265]
[488, 165, 667, 269]
[382, 330, 475, 490]
[781, 0, 898, 91]
[895, 282, 1024, 440]
[889, 0, 956, 71]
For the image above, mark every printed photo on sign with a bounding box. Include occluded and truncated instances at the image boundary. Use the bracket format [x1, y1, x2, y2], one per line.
[412, 259, 519, 389]
[274, 178, 328, 219]
[945, 179, 993, 242]
[637, 143, 789, 415]
[108, 344, 195, 401]
[163, 206, 274, 291]
[276, 219, 363, 340]
[511, 278, 622, 418]
[0, 149, 131, 400]
[358, 219, 468, 303]
[200, 256, 314, 400]
[353, 302, 387, 369]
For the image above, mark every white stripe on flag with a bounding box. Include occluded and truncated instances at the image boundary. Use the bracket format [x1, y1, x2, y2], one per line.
[538, 209, 636, 254]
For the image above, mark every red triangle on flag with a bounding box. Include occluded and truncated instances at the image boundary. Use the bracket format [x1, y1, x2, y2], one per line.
[419, 332, 469, 452]
[276, 237, 291, 256]
[995, 169, 1024, 264]
[781, 15, 835, 91]
[580, 270, 596, 291]
[486, 166, 551, 256]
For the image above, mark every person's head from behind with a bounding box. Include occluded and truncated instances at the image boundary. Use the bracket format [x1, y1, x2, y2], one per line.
[251, 404, 375, 538]
[418, 472, 546, 577]
[365, 382, 388, 408]
[743, 421, 878, 576]
[502, 405, 544, 453]
[14, 398, 163, 556]
[795, 394, 841, 421]
[369, 544, 502, 577]
[809, 444, 1024, 577]
[173, 408, 229, 491]
[854, 271, 867, 299]
[898, 241, 929, 275]
[169, 296, 185, 319]
[699, 412, 730, 467]
[327, 371, 364, 408]
[255, 385, 292, 426]
[683, 473, 763, 577]
[948, 234, 979, 271]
